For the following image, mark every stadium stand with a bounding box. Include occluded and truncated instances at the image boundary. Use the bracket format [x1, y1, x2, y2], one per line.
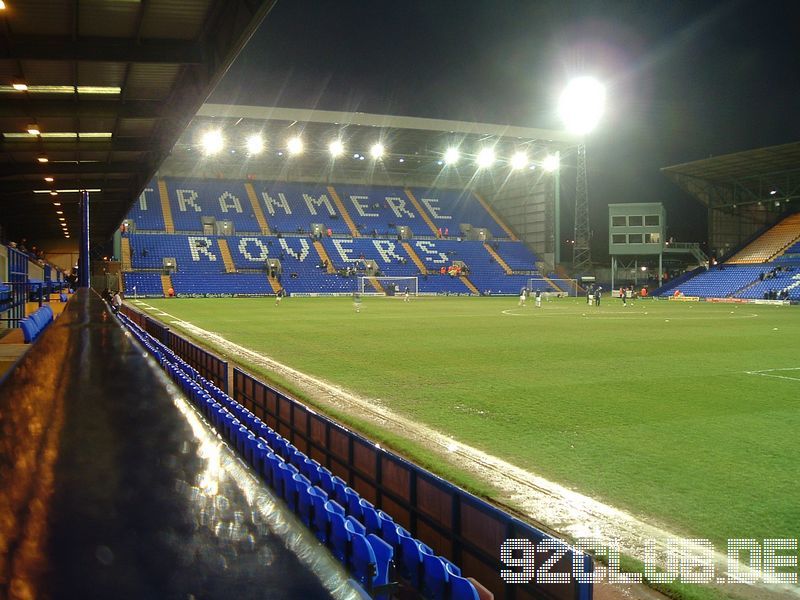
[163, 178, 263, 233]
[251, 181, 352, 235]
[116, 310, 486, 600]
[727, 213, 800, 263]
[409, 187, 509, 238]
[332, 184, 431, 237]
[125, 182, 166, 231]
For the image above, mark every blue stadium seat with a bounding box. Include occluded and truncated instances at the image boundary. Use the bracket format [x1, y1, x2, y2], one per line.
[446, 563, 480, 600]
[397, 528, 431, 588]
[359, 499, 381, 535]
[326, 500, 349, 563]
[19, 318, 37, 343]
[422, 550, 451, 600]
[311, 492, 331, 543]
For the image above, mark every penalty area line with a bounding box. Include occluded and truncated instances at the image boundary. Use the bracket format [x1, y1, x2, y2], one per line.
[744, 367, 800, 382]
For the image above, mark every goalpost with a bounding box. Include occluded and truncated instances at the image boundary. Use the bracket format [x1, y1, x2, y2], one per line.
[528, 278, 580, 297]
[358, 276, 419, 296]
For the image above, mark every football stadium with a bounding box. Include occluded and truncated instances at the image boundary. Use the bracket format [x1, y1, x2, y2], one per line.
[1, 3, 798, 600]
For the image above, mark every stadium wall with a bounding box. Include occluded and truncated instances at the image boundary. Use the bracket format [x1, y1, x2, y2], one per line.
[709, 204, 778, 260]
[478, 176, 553, 266]
[121, 303, 592, 600]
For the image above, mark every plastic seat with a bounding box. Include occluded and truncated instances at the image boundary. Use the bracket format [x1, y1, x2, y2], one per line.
[380, 519, 405, 554]
[344, 487, 362, 520]
[298, 485, 327, 528]
[422, 550, 450, 599]
[318, 468, 334, 495]
[360, 499, 380, 535]
[287, 472, 310, 514]
[311, 491, 330, 543]
[331, 476, 347, 505]
[397, 529, 431, 589]
[446, 564, 480, 600]
[326, 500, 349, 563]
[19, 318, 37, 343]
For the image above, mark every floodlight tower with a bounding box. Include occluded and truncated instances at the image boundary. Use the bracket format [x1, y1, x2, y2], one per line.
[558, 76, 605, 271]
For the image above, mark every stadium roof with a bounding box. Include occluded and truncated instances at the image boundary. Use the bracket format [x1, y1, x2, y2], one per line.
[0, 0, 276, 245]
[662, 141, 800, 209]
[161, 104, 580, 185]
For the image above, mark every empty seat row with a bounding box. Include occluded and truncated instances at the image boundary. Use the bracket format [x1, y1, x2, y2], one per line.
[115, 312, 484, 600]
[19, 304, 54, 343]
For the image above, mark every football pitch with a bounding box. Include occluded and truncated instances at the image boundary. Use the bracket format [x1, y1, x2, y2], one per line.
[138, 295, 800, 547]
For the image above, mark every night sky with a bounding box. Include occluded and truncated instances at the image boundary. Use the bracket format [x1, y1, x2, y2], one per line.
[212, 0, 800, 258]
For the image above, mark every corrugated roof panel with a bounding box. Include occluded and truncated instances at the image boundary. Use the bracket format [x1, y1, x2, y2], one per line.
[79, 0, 141, 38]
[139, 0, 213, 40]
[77, 62, 127, 87]
[21, 60, 74, 86]
[125, 63, 180, 100]
[115, 118, 157, 136]
[7, 0, 72, 36]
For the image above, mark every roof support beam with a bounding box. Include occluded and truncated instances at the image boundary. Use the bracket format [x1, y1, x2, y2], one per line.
[0, 162, 143, 177]
[0, 36, 205, 64]
[0, 99, 162, 119]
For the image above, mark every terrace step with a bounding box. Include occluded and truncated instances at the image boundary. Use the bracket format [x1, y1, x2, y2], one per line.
[158, 179, 175, 233]
[121, 237, 132, 271]
[483, 243, 513, 274]
[160, 274, 172, 296]
[313, 241, 337, 274]
[473, 192, 518, 240]
[369, 278, 385, 294]
[217, 239, 237, 273]
[402, 241, 428, 274]
[327, 186, 360, 237]
[460, 275, 479, 294]
[403, 189, 440, 236]
[245, 183, 271, 235]
[541, 273, 564, 293]
[267, 275, 281, 293]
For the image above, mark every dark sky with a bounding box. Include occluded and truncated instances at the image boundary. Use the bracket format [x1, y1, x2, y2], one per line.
[212, 0, 800, 257]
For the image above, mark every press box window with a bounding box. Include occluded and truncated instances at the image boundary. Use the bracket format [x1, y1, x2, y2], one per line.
[628, 215, 643, 226]
[611, 216, 626, 227]
[628, 234, 643, 243]
[645, 215, 660, 226]
[645, 233, 661, 244]
[612, 234, 627, 244]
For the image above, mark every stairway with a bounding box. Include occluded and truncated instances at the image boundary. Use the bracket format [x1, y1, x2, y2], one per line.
[160, 274, 172, 296]
[402, 242, 428, 274]
[728, 213, 800, 264]
[121, 237, 132, 271]
[541, 273, 564, 293]
[267, 275, 281, 293]
[157, 179, 174, 233]
[460, 275, 479, 294]
[473, 192, 518, 240]
[403, 189, 440, 235]
[327, 186, 360, 237]
[368, 278, 385, 294]
[483, 243, 513, 274]
[217, 239, 237, 273]
[313, 241, 337, 274]
[245, 182, 271, 234]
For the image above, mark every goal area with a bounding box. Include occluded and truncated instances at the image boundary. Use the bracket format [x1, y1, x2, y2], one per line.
[528, 278, 580, 297]
[358, 276, 419, 296]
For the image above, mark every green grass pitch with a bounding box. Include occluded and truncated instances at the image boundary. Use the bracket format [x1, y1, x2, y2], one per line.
[139, 295, 800, 546]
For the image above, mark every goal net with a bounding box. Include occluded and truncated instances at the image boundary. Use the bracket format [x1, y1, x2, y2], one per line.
[528, 277, 580, 297]
[358, 276, 419, 296]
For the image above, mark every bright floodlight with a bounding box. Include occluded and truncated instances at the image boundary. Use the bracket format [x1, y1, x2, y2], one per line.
[510, 151, 528, 170]
[443, 147, 460, 165]
[201, 130, 224, 155]
[287, 136, 303, 155]
[542, 154, 560, 172]
[329, 139, 345, 157]
[476, 147, 495, 168]
[246, 134, 264, 155]
[370, 143, 385, 159]
[558, 76, 606, 135]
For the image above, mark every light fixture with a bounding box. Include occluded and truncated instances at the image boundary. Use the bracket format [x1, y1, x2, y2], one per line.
[245, 134, 264, 155]
[59, 217, 65, 221]
[329, 139, 345, 157]
[0, 2, 6, 11]
[37, 155, 49, 163]
[476, 148, 495, 168]
[52, 202, 61, 206]
[44, 176, 54, 182]
[510, 151, 528, 170]
[286, 136, 303, 155]
[200, 130, 224, 155]
[542, 154, 560, 172]
[370, 143, 385, 159]
[56, 210, 63, 214]
[50, 190, 58, 196]
[770, 190, 777, 195]
[12, 81, 27, 91]
[444, 147, 460, 165]
[27, 123, 41, 136]
[558, 76, 606, 135]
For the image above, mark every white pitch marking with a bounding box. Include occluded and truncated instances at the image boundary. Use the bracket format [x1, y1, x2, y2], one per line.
[744, 367, 800, 383]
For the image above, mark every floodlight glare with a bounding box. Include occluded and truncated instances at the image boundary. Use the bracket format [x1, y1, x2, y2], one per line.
[370, 143, 385, 159]
[245, 134, 264, 155]
[287, 136, 303, 155]
[558, 76, 606, 135]
[201, 130, 224, 155]
[329, 139, 345, 157]
[542, 154, 560, 172]
[510, 151, 528, 170]
[443, 147, 460, 165]
[476, 148, 495, 168]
